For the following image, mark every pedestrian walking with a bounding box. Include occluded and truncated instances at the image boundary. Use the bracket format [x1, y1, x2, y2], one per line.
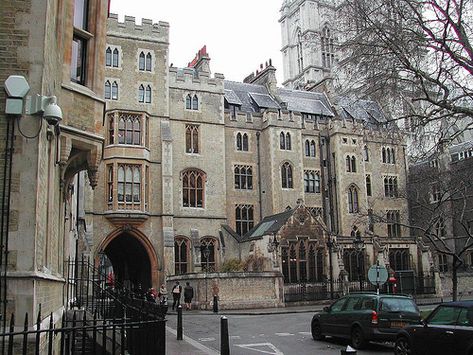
[158, 283, 168, 305]
[184, 282, 194, 310]
[171, 281, 182, 310]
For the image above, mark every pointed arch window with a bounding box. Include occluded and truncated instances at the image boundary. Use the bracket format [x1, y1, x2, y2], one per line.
[111, 81, 118, 100]
[185, 124, 199, 153]
[351, 156, 357, 172]
[297, 30, 304, 73]
[107, 165, 113, 204]
[346, 155, 357, 172]
[138, 84, 145, 103]
[382, 147, 396, 164]
[145, 52, 152, 71]
[182, 169, 205, 208]
[201, 238, 217, 271]
[106, 47, 112, 67]
[389, 248, 410, 271]
[366, 174, 372, 196]
[145, 85, 151, 103]
[282, 241, 324, 283]
[281, 162, 293, 189]
[192, 95, 199, 110]
[387, 210, 401, 237]
[363, 145, 369, 161]
[234, 165, 253, 190]
[321, 26, 335, 68]
[175, 237, 190, 275]
[286, 132, 292, 150]
[280, 132, 286, 149]
[139, 52, 145, 71]
[186, 94, 192, 109]
[117, 113, 141, 145]
[343, 249, 365, 281]
[104, 80, 111, 99]
[304, 170, 320, 193]
[112, 48, 119, 67]
[348, 185, 359, 213]
[108, 114, 114, 145]
[117, 164, 141, 205]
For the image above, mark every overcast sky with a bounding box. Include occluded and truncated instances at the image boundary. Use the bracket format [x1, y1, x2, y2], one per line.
[109, 0, 284, 83]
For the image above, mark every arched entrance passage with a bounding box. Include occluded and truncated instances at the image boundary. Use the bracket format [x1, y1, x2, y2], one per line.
[97, 229, 159, 291]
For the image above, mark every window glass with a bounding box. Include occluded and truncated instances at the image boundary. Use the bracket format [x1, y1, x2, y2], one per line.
[429, 306, 462, 325]
[71, 37, 86, 84]
[380, 298, 417, 313]
[73, 0, 88, 30]
[456, 308, 472, 326]
[331, 298, 346, 313]
[360, 297, 376, 310]
[344, 297, 362, 311]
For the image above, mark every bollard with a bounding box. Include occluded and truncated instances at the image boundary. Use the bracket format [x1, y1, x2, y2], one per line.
[220, 316, 230, 355]
[341, 345, 357, 354]
[213, 295, 219, 313]
[177, 305, 183, 340]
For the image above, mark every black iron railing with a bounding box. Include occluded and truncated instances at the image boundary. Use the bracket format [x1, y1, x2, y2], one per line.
[0, 257, 166, 355]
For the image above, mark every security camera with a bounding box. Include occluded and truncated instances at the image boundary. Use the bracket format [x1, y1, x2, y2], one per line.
[42, 97, 63, 126]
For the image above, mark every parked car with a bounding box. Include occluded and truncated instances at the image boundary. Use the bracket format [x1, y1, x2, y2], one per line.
[311, 292, 421, 349]
[394, 301, 473, 355]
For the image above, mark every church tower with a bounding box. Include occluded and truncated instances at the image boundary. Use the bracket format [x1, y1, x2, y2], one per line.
[279, 0, 339, 91]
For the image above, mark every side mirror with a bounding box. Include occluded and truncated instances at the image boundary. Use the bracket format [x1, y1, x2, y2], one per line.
[323, 306, 330, 313]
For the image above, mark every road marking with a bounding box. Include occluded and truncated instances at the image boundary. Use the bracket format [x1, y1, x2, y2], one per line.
[230, 335, 241, 339]
[166, 326, 219, 355]
[235, 342, 284, 355]
[198, 337, 216, 342]
[275, 332, 294, 336]
[299, 332, 311, 336]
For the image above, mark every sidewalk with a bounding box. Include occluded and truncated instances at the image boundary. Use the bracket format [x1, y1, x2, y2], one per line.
[166, 326, 219, 355]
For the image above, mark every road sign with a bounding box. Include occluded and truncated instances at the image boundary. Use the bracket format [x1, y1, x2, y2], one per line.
[368, 264, 388, 286]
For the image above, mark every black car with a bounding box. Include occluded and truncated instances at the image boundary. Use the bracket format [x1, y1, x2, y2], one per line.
[395, 301, 473, 355]
[311, 292, 421, 349]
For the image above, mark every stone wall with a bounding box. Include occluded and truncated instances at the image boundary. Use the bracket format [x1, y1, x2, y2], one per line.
[167, 272, 284, 310]
[440, 272, 473, 299]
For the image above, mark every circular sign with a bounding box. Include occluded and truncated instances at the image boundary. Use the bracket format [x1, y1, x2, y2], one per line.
[368, 264, 389, 286]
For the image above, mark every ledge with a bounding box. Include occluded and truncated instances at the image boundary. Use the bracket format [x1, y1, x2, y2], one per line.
[104, 210, 150, 226]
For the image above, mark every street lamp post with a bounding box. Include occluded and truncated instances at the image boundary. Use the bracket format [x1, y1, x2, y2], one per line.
[326, 235, 334, 300]
[352, 229, 365, 291]
[203, 245, 210, 310]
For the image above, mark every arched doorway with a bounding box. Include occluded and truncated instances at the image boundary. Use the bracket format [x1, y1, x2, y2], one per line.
[97, 229, 159, 291]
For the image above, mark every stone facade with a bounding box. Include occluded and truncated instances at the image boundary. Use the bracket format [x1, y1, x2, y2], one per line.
[1, 0, 107, 327]
[84, 14, 432, 298]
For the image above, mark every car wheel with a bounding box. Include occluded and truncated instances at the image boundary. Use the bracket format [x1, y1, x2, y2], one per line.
[351, 326, 367, 349]
[394, 336, 412, 355]
[311, 321, 325, 340]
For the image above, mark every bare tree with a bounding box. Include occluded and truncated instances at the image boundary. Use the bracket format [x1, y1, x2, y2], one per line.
[337, 0, 473, 158]
[407, 158, 473, 301]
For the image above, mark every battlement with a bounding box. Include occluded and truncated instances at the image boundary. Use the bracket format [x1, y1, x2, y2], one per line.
[107, 13, 169, 42]
[169, 66, 225, 92]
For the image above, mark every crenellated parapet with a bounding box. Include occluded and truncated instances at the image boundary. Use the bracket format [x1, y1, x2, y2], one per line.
[107, 13, 169, 43]
[169, 66, 224, 93]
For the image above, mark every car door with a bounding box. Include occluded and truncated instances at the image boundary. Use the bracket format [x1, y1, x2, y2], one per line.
[341, 296, 363, 337]
[452, 307, 473, 355]
[323, 297, 348, 337]
[414, 305, 461, 355]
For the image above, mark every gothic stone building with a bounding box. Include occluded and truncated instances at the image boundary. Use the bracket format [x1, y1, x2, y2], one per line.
[85, 14, 432, 295]
[1, 0, 108, 329]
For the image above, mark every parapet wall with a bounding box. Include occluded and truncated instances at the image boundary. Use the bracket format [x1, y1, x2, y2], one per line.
[169, 66, 224, 92]
[107, 13, 169, 43]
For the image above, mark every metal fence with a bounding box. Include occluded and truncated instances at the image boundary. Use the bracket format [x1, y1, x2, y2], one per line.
[0, 257, 166, 355]
[284, 271, 436, 303]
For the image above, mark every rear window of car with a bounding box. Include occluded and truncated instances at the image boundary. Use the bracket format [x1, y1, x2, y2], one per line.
[380, 298, 418, 313]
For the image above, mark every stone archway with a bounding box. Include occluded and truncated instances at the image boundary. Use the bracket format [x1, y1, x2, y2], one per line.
[96, 228, 159, 291]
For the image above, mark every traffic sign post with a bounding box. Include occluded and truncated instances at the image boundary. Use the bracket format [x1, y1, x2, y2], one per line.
[368, 261, 388, 294]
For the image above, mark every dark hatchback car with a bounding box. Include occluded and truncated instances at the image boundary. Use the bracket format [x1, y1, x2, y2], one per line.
[395, 301, 473, 355]
[311, 292, 421, 349]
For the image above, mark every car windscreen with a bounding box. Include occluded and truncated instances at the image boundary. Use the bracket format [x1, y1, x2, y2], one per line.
[379, 298, 418, 313]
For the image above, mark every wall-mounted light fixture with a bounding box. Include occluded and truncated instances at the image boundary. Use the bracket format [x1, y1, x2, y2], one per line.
[4, 75, 63, 126]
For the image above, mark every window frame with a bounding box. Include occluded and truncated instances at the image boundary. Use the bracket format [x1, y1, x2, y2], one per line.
[185, 124, 200, 154]
[235, 204, 254, 237]
[182, 169, 206, 208]
[281, 162, 293, 189]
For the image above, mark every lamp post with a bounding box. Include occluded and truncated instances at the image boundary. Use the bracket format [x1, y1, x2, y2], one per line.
[326, 234, 334, 300]
[203, 245, 210, 310]
[352, 229, 365, 291]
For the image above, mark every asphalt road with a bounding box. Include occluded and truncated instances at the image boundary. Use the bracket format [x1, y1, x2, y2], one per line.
[167, 312, 394, 355]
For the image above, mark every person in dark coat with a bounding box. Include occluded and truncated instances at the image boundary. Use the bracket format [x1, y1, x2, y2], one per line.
[171, 281, 182, 310]
[183, 282, 194, 310]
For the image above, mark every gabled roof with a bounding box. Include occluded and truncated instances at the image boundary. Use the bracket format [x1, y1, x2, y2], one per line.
[224, 81, 272, 112]
[242, 208, 295, 241]
[277, 88, 334, 116]
[337, 97, 387, 124]
[248, 92, 280, 109]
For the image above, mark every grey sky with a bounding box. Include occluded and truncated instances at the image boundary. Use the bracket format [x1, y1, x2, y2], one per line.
[109, 0, 284, 83]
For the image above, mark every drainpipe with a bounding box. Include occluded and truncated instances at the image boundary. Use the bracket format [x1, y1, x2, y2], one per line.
[256, 132, 263, 220]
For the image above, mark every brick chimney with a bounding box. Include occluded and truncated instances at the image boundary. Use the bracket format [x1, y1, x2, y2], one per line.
[243, 59, 277, 94]
[188, 45, 211, 74]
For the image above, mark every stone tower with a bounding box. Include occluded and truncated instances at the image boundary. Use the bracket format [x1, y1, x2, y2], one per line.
[279, 0, 339, 91]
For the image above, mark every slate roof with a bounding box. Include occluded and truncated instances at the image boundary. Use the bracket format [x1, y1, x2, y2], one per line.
[277, 88, 334, 116]
[241, 208, 295, 241]
[248, 92, 280, 109]
[337, 97, 387, 124]
[224, 81, 274, 112]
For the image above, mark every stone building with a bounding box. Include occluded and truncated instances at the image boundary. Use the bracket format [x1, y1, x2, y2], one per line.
[408, 141, 473, 297]
[1, 0, 107, 329]
[85, 14, 432, 302]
